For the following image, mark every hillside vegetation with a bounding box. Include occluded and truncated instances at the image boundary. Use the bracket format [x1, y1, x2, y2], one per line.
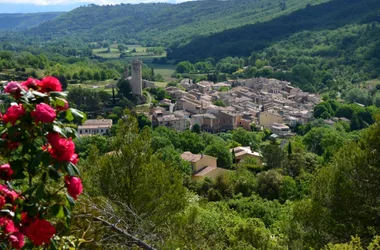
[0, 12, 63, 30]
[28, 0, 330, 46]
[168, 0, 380, 61]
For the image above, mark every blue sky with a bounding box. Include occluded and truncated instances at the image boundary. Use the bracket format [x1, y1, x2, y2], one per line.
[0, 0, 189, 13]
[0, 0, 187, 5]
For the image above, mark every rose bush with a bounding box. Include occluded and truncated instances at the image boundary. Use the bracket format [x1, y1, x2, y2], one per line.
[0, 77, 86, 249]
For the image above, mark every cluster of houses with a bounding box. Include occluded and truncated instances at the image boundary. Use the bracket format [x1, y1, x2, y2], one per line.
[150, 77, 321, 138]
[71, 76, 322, 181]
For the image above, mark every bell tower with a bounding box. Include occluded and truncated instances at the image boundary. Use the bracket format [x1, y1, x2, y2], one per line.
[131, 59, 142, 96]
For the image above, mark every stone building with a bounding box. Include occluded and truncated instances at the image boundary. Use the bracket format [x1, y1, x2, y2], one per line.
[131, 59, 142, 96]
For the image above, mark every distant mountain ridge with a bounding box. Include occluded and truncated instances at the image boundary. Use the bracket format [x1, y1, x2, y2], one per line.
[27, 0, 331, 46]
[0, 3, 89, 14]
[0, 12, 64, 30]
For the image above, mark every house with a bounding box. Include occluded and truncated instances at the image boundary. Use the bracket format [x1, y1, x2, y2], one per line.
[271, 123, 291, 137]
[181, 151, 229, 181]
[154, 114, 189, 131]
[231, 146, 262, 165]
[78, 119, 113, 136]
[259, 111, 283, 127]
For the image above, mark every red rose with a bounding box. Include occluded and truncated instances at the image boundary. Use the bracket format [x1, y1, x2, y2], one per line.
[0, 195, 5, 209]
[25, 219, 56, 246]
[31, 103, 56, 123]
[9, 232, 25, 249]
[21, 78, 40, 90]
[0, 163, 13, 180]
[47, 132, 60, 148]
[49, 138, 75, 162]
[0, 184, 20, 203]
[56, 98, 69, 111]
[64, 176, 83, 200]
[70, 154, 79, 165]
[4, 219, 17, 234]
[0, 217, 8, 226]
[38, 76, 62, 93]
[3, 104, 25, 125]
[4, 81, 22, 93]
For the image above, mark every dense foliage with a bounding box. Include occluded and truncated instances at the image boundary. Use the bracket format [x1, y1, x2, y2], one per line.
[27, 0, 329, 46]
[168, 0, 380, 61]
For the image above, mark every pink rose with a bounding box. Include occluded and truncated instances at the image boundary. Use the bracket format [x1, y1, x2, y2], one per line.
[4, 219, 17, 234]
[38, 76, 62, 93]
[0, 163, 13, 180]
[31, 103, 56, 123]
[21, 78, 40, 90]
[49, 137, 75, 162]
[70, 154, 79, 165]
[64, 176, 83, 200]
[0, 195, 5, 209]
[9, 232, 25, 249]
[3, 104, 25, 125]
[24, 219, 56, 246]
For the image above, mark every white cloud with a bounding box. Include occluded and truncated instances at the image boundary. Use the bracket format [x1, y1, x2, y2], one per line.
[0, 0, 189, 5]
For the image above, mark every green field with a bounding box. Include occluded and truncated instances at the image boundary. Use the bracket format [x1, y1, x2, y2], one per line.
[67, 80, 117, 93]
[93, 44, 166, 60]
[147, 63, 176, 82]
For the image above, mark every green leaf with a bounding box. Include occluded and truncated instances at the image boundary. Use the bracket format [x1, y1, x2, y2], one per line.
[55, 97, 66, 107]
[50, 91, 67, 98]
[65, 109, 74, 122]
[36, 184, 46, 199]
[48, 167, 61, 180]
[70, 108, 87, 124]
[63, 206, 71, 219]
[24, 205, 38, 217]
[66, 193, 75, 207]
[53, 125, 66, 137]
[32, 91, 48, 98]
[50, 204, 65, 219]
[23, 186, 38, 196]
[49, 238, 58, 250]
[70, 162, 80, 176]
[65, 164, 75, 176]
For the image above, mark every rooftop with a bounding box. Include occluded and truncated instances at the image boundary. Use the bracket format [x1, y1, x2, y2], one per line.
[82, 119, 113, 126]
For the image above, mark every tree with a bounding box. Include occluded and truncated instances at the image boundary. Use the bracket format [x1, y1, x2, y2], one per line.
[86, 117, 188, 231]
[67, 87, 101, 111]
[309, 120, 380, 245]
[261, 142, 284, 169]
[232, 128, 259, 149]
[176, 61, 194, 73]
[204, 142, 232, 169]
[191, 124, 201, 133]
[117, 78, 133, 100]
[257, 170, 283, 200]
[213, 100, 226, 107]
[137, 113, 152, 130]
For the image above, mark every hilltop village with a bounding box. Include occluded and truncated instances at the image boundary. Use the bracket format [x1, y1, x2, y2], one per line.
[151, 76, 321, 137]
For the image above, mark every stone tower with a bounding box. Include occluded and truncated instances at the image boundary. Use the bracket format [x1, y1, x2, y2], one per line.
[131, 59, 142, 96]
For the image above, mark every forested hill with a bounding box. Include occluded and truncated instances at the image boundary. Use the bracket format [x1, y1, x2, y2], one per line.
[28, 0, 330, 46]
[167, 0, 380, 62]
[0, 12, 63, 30]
